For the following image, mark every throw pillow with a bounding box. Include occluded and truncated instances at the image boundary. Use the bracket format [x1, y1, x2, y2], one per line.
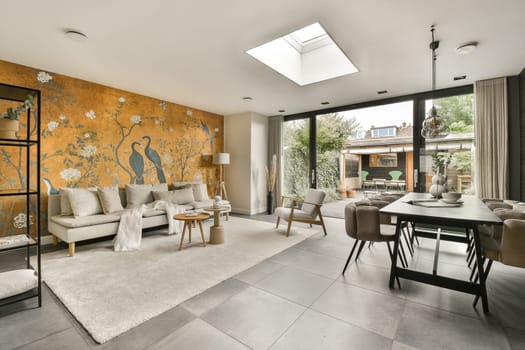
[126, 183, 168, 208]
[97, 186, 124, 214]
[59, 188, 73, 216]
[173, 187, 195, 204]
[65, 188, 103, 217]
[192, 183, 209, 201]
[152, 190, 177, 203]
[125, 184, 153, 209]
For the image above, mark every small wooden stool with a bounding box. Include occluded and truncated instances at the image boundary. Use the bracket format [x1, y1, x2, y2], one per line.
[174, 213, 210, 250]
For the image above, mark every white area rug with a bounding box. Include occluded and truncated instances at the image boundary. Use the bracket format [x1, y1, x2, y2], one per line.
[39, 217, 317, 343]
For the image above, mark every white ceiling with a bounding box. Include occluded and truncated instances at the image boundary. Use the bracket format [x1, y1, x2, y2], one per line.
[1, 0, 524, 117]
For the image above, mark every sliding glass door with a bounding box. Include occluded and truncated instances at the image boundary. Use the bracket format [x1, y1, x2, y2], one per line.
[282, 118, 311, 198]
[418, 93, 475, 193]
[281, 85, 474, 203]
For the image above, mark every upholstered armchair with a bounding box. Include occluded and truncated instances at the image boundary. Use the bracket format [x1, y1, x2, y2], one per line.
[275, 189, 327, 237]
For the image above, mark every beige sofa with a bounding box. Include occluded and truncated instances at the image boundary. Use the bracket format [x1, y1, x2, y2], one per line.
[48, 185, 230, 256]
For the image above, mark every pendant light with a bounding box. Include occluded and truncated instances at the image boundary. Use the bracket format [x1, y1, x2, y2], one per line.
[421, 25, 448, 139]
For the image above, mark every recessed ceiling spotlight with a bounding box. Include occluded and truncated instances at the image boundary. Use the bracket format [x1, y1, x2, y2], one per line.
[320, 101, 330, 105]
[377, 90, 388, 95]
[242, 96, 253, 101]
[278, 109, 285, 113]
[453, 75, 467, 81]
[456, 42, 478, 55]
[64, 29, 88, 42]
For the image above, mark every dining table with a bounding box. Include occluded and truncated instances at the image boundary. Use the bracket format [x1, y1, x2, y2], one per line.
[380, 192, 502, 312]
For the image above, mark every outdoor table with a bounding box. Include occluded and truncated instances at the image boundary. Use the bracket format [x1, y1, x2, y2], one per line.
[380, 192, 502, 312]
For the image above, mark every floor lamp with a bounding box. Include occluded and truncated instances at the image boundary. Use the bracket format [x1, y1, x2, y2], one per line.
[213, 153, 230, 201]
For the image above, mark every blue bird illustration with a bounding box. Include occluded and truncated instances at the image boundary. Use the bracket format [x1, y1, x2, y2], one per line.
[141, 135, 166, 184]
[200, 120, 213, 152]
[130, 141, 145, 184]
[43, 178, 59, 195]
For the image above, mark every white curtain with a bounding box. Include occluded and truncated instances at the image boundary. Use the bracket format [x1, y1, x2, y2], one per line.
[268, 115, 283, 206]
[474, 77, 508, 199]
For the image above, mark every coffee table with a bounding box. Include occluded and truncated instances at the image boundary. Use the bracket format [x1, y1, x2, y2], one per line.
[174, 213, 210, 250]
[203, 206, 229, 244]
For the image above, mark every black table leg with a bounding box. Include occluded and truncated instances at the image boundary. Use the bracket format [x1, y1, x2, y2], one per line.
[389, 218, 402, 288]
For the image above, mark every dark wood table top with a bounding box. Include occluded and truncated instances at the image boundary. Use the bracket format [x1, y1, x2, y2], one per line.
[380, 192, 502, 225]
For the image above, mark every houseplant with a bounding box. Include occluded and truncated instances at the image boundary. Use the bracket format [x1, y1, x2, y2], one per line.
[266, 154, 277, 214]
[0, 94, 34, 139]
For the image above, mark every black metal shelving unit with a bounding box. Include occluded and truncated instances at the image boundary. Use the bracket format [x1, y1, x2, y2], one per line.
[0, 83, 41, 309]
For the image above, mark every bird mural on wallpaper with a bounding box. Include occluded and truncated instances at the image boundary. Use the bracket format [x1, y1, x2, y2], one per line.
[42, 178, 59, 195]
[200, 119, 213, 152]
[129, 141, 145, 184]
[141, 135, 166, 183]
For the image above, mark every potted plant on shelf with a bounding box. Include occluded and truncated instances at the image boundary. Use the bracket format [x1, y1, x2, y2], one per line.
[0, 94, 34, 139]
[266, 154, 277, 214]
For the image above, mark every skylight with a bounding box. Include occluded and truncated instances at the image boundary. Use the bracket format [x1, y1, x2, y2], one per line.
[246, 22, 358, 86]
[291, 22, 327, 44]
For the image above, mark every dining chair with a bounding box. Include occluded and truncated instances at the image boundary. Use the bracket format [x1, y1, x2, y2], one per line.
[342, 202, 406, 287]
[473, 219, 525, 307]
[275, 189, 327, 237]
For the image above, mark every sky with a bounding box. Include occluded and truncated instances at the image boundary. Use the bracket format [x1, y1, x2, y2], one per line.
[335, 100, 413, 132]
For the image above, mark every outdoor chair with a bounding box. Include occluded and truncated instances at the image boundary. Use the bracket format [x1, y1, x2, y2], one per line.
[388, 170, 403, 180]
[275, 189, 327, 237]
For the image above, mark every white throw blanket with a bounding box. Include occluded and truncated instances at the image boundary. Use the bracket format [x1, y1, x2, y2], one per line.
[114, 201, 184, 252]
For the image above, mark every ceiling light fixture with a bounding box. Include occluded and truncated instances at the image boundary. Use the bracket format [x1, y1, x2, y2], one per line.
[421, 25, 448, 139]
[242, 97, 253, 101]
[278, 109, 285, 113]
[455, 42, 478, 55]
[453, 75, 467, 81]
[320, 101, 330, 105]
[377, 90, 388, 95]
[64, 29, 88, 42]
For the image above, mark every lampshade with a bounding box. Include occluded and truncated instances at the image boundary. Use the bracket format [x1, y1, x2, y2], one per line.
[213, 153, 230, 165]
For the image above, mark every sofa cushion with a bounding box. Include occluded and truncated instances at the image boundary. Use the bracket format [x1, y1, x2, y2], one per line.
[126, 183, 168, 209]
[51, 213, 122, 228]
[142, 209, 166, 217]
[191, 200, 214, 209]
[97, 186, 124, 214]
[192, 183, 209, 201]
[152, 190, 177, 203]
[65, 188, 103, 217]
[173, 187, 195, 204]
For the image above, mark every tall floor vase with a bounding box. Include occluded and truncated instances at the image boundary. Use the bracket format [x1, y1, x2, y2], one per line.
[267, 192, 274, 214]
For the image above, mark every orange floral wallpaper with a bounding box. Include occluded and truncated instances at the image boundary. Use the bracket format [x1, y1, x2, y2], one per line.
[0, 59, 223, 236]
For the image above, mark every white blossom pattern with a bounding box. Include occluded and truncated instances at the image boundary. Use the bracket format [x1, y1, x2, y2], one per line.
[37, 71, 53, 84]
[13, 213, 33, 229]
[80, 145, 97, 158]
[159, 101, 167, 111]
[85, 109, 96, 120]
[130, 115, 142, 124]
[163, 155, 173, 164]
[118, 97, 126, 103]
[60, 168, 81, 181]
[59, 114, 67, 120]
[186, 110, 193, 116]
[168, 127, 174, 133]
[84, 132, 90, 138]
[47, 121, 59, 132]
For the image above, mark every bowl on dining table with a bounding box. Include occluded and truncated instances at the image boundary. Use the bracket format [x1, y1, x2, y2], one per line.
[441, 191, 462, 203]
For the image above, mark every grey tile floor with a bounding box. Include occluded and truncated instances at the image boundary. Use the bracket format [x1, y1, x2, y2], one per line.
[1, 215, 525, 349]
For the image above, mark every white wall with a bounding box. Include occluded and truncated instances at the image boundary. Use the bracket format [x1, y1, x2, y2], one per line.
[224, 111, 268, 215]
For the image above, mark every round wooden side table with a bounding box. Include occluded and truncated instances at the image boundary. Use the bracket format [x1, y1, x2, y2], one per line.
[174, 213, 210, 250]
[203, 206, 229, 244]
